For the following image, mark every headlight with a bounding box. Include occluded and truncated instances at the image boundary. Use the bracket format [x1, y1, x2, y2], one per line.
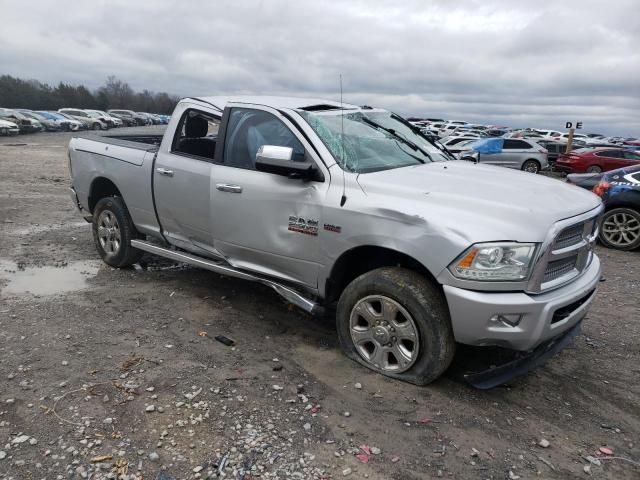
[449, 242, 537, 281]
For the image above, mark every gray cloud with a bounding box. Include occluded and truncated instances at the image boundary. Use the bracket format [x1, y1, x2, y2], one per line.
[0, 0, 638, 135]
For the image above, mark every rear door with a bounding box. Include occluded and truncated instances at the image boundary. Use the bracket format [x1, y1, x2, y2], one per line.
[478, 139, 511, 167]
[153, 104, 221, 256]
[595, 150, 625, 171]
[209, 105, 328, 287]
[501, 139, 531, 168]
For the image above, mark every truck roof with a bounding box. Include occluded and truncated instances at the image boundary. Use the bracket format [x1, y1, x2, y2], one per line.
[192, 95, 360, 111]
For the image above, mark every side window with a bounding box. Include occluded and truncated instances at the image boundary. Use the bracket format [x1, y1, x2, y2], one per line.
[223, 108, 305, 170]
[596, 150, 620, 158]
[171, 109, 220, 161]
[504, 139, 529, 149]
[623, 151, 640, 160]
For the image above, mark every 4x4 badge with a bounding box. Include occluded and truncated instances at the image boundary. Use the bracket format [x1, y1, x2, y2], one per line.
[288, 216, 319, 236]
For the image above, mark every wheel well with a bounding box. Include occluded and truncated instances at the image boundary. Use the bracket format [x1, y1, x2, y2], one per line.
[88, 177, 122, 213]
[325, 246, 437, 303]
[605, 202, 640, 213]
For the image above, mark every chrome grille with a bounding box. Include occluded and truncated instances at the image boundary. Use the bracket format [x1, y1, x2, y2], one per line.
[544, 256, 577, 282]
[554, 224, 584, 250]
[528, 209, 601, 293]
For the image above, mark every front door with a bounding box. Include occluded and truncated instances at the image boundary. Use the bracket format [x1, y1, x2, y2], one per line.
[153, 106, 221, 255]
[210, 106, 327, 288]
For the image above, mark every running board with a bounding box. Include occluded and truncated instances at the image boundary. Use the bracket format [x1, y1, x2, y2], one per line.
[130, 240, 323, 316]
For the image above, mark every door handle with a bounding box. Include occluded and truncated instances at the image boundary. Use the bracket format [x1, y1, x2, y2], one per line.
[156, 167, 174, 177]
[216, 183, 242, 193]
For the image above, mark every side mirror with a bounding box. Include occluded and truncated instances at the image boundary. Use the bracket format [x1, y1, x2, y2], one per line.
[255, 145, 319, 180]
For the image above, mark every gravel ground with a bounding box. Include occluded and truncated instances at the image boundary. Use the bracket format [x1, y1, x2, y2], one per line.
[0, 128, 638, 480]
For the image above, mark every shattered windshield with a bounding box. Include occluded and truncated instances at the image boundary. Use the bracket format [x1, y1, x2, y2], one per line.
[298, 110, 450, 173]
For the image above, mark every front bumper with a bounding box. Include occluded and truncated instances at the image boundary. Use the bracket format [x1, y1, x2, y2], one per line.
[443, 254, 600, 351]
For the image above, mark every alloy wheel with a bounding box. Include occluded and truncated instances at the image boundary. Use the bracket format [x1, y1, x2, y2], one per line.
[602, 212, 640, 247]
[349, 295, 420, 373]
[97, 210, 122, 255]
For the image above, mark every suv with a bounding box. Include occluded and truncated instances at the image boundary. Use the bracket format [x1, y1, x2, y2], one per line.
[108, 109, 147, 126]
[0, 109, 42, 133]
[459, 138, 549, 173]
[59, 108, 108, 130]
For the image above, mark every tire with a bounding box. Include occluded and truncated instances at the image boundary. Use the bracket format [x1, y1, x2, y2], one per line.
[521, 159, 540, 174]
[92, 123, 101, 130]
[598, 208, 640, 251]
[92, 197, 144, 267]
[336, 267, 455, 385]
[586, 165, 602, 173]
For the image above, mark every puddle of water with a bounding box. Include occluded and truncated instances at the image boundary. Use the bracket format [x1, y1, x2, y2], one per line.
[0, 259, 101, 297]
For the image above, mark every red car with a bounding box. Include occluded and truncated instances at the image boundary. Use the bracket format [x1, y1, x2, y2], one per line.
[555, 147, 640, 174]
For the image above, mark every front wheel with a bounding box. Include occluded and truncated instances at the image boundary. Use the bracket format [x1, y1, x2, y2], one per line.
[336, 267, 455, 385]
[92, 197, 143, 267]
[599, 208, 640, 251]
[521, 159, 540, 174]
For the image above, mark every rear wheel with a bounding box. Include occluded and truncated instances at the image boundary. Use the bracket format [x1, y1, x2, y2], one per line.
[336, 267, 455, 385]
[521, 159, 540, 174]
[599, 208, 640, 250]
[586, 165, 602, 173]
[92, 197, 143, 267]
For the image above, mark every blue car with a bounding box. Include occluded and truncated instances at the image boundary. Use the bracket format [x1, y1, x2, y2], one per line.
[568, 164, 640, 250]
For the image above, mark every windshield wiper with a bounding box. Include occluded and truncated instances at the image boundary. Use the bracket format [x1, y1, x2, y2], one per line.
[389, 113, 456, 160]
[360, 116, 430, 163]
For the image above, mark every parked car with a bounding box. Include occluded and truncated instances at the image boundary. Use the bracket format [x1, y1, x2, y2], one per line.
[440, 136, 480, 155]
[459, 138, 548, 173]
[555, 147, 640, 174]
[17, 110, 63, 131]
[107, 109, 138, 127]
[135, 112, 156, 125]
[537, 140, 570, 167]
[0, 118, 20, 136]
[59, 108, 108, 130]
[568, 164, 640, 250]
[0, 109, 43, 133]
[485, 128, 509, 137]
[85, 109, 122, 128]
[38, 111, 83, 131]
[68, 95, 602, 388]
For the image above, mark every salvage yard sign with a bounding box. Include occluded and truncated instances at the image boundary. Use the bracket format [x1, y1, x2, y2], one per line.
[565, 121, 583, 152]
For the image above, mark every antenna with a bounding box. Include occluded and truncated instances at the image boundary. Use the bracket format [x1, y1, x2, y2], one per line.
[339, 74, 347, 207]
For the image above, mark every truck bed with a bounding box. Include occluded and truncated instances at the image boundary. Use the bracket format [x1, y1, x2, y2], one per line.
[69, 134, 161, 236]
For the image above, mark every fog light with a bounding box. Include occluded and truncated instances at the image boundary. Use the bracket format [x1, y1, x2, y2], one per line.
[490, 314, 523, 327]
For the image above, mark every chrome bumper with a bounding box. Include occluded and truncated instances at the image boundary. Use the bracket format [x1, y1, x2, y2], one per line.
[444, 254, 600, 351]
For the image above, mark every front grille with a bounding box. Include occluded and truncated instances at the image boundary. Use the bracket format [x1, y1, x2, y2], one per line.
[555, 224, 584, 249]
[551, 289, 596, 324]
[544, 256, 577, 282]
[529, 212, 599, 293]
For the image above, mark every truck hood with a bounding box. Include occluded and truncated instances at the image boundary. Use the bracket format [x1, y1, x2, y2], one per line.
[356, 160, 601, 243]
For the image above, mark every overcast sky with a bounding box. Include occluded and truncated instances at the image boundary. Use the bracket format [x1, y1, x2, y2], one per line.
[1, 0, 638, 135]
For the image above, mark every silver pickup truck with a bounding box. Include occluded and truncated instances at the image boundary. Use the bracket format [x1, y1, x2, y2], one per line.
[68, 96, 603, 387]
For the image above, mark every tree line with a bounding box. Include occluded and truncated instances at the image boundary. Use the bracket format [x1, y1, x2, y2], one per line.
[0, 75, 179, 113]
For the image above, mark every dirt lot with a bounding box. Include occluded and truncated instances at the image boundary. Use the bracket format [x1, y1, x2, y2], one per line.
[0, 129, 638, 480]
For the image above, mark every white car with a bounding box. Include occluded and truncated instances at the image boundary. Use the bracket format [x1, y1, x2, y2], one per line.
[0, 118, 20, 136]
